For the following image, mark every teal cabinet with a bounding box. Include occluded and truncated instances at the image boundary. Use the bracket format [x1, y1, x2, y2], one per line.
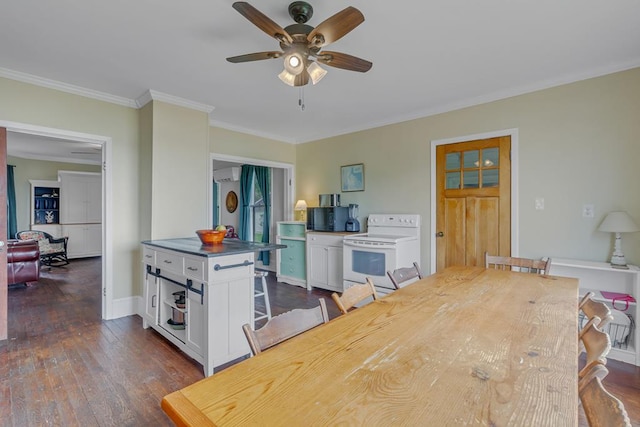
[276, 222, 307, 288]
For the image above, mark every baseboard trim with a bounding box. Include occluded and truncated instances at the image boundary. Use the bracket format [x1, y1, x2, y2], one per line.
[109, 295, 143, 319]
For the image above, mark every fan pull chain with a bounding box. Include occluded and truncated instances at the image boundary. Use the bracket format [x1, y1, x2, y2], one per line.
[298, 87, 305, 111]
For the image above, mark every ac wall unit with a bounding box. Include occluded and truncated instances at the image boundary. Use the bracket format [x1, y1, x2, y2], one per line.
[213, 167, 240, 183]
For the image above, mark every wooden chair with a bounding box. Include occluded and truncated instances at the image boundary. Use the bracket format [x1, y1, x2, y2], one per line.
[331, 278, 378, 315]
[579, 292, 614, 330]
[242, 298, 329, 355]
[578, 316, 612, 380]
[484, 252, 551, 275]
[579, 364, 632, 427]
[387, 262, 424, 290]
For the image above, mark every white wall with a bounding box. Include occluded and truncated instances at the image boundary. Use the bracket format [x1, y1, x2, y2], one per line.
[219, 181, 240, 228]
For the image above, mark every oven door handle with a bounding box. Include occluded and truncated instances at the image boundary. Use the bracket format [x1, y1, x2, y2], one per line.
[344, 240, 397, 249]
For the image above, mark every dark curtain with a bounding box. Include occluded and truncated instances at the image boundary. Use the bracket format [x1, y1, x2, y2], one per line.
[254, 166, 271, 265]
[7, 165, 17, 238]
[238, 165, 254, 240]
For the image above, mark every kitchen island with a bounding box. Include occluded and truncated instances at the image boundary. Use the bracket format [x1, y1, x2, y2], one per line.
[141, 237, 285, 376]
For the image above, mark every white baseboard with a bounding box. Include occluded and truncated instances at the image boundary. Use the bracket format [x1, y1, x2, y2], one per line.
[108, 295, 143, 319]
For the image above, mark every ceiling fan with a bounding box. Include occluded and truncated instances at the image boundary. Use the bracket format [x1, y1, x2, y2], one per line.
[226, 1, 372, 87]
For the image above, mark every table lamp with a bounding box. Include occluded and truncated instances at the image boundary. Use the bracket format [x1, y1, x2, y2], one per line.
[295, 200, 307, 222]
[598, 211, 639, 269]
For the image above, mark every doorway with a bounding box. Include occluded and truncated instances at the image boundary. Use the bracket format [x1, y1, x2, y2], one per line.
[430, 129, 519, 273]
[210, 153, 295, 272]
[0, 121, 112, 320]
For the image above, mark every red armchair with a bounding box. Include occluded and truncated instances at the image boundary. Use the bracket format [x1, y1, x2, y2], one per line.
[7, 239, 40, 286]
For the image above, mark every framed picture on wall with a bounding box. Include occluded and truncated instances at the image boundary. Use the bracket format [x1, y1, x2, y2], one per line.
[341, 163, 365, 192]
[226, 191, 238, 213]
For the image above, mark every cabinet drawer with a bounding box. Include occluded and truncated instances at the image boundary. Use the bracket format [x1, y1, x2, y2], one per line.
[307, 233, 344, 247]
[281, 239, 305, 260]
[278, 223, 306, 238]
[156, 250, 184, 275]
[142, 246, 156, 265]
[185, 257, 206, 281]
[280, 260, 306, 280]
[209, 253, 254, 283]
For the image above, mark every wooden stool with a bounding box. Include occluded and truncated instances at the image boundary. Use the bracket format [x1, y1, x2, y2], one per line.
[254, 271, 272, 325]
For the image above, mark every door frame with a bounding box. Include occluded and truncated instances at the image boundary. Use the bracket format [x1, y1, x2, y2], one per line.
[0, 120, 113, 319]
[209, 153, 295, 224]
[430, 128, 519, 273]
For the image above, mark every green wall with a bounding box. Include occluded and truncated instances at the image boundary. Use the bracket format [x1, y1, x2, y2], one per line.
[209, 127, 296, 164]
[296, 67, 640, 268]
[0, 77, 140, 303]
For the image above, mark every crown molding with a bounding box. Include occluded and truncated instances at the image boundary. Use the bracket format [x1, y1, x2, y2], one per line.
[208, 118, 296, 144]
[0, 67, 138, 108]
[296, 59, 640, 144]
[136, 89, 215, 113]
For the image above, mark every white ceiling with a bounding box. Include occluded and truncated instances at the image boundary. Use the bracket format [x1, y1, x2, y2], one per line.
[1, 0, 640, 150]
[7, 132, 102, 165]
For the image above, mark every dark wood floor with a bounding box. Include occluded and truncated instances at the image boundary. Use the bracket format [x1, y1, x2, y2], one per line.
[1, 258, 639, 426]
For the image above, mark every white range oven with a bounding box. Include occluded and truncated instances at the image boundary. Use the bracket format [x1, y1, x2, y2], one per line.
[343, 214, 421, 296]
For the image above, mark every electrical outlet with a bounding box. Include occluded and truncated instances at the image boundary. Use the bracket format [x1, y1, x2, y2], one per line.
[583, 204, 594, 218]
[535, 198, 544, 210]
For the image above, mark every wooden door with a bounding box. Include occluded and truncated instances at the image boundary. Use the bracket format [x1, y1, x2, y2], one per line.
[436, 136, 511, 271]
[1, 127, 8, 340]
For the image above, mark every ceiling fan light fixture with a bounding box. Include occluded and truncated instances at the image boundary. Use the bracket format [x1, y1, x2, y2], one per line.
[307, 61, 327, 85]
[278, 69, 297, 86]
[284, 52, 305, 75]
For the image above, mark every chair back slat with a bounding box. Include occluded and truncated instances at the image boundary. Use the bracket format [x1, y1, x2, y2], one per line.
[485, 252, 551, 275]
[387, 262, 424, 289]
[579, 364, 632, 427]
[242, 298, 329, 355]
[579, 292, 614, 330]
[578, 316, 612, 379]
[331, 278, 377, 315]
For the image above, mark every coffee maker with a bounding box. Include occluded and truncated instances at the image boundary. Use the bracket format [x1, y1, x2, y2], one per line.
[346, 204, 360, 232]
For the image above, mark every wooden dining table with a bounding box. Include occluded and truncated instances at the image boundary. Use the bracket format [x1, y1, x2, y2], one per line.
[162, 266, 579, 426]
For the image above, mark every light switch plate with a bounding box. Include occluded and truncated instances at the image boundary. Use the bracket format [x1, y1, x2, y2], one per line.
[535, 198, 544, 210]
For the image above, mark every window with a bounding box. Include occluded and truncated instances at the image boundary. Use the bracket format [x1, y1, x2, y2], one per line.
[251, 174, 265, 242]
[445, 147, 500, 190]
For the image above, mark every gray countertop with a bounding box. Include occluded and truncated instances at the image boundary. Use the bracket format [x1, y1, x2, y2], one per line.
[142, 237, 286, 258]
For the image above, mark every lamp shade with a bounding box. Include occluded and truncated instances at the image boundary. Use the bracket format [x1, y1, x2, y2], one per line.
[295, 200, 307, 211]
[307, 61, 327, 85]
[598, 211, 640, 233]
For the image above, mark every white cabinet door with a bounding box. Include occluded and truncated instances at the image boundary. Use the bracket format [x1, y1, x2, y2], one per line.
[59, 172, 102, 224]
[143, 271, 158, 329]
[84, 224, 102, 256]
[61, 177, 86, 223]
[86, 174, 102, 223]
[186, 284, 205, 357]
[327, 246, 344, 292]
[307, 243, 329, 287]
[306, 233, 344, 292]
[63, 224, 86, 258]
[63, 224, 102, 258]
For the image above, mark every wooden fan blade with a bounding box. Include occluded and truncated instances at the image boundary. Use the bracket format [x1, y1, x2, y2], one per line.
[307, 7, 364, 47]
[232, 2, 292, 44]
[316, 51, 372, 73]
[226, 51, 282, 63]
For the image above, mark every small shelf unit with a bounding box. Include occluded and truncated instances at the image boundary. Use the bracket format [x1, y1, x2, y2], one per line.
[550, 258, 639, 366]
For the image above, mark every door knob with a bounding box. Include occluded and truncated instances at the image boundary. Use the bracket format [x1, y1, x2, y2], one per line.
[436, 232, 444, 237]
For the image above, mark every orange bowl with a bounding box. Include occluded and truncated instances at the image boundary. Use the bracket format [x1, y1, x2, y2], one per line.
[196, 229, 225, 245]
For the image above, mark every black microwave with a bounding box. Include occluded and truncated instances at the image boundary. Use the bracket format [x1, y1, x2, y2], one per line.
[307, 207, 349, 232]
